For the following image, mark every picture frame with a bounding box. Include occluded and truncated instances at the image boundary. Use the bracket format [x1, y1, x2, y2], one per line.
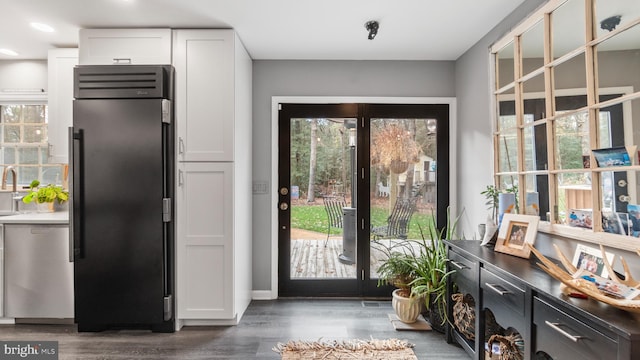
[592, 146, 632, 168]
[494, 214, 540, 259]
[572, 244, 615, 278]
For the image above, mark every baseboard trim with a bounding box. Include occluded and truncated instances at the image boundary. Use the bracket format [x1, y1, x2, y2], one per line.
[252, 290, 276, 300]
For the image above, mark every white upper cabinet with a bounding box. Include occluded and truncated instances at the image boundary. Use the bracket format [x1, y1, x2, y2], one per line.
[79, 29, 172, 65]
[173, 29, 235, 162]
[47, 48, 78, 164]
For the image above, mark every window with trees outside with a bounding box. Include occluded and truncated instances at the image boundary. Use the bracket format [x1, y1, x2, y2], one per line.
[0, 103, 63, 186]
[491, 0, 640, 251]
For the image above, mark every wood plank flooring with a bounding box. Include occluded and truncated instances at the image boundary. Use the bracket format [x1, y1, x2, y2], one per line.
[290, 238, 423, 279]
[0, 299, 469, 359]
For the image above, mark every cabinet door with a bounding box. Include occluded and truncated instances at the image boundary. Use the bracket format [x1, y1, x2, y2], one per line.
[79, 29, 172, 65]
[47, 48, 78, 163]
[176, 162, 234, 319]
[173, 29, 234, 161]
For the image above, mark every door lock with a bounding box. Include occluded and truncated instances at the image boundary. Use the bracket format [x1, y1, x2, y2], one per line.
[280, 187, 289, 196]
[279, 202, 289, 211]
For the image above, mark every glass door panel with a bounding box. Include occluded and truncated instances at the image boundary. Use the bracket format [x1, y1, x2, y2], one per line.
[368, 117, 438, 281]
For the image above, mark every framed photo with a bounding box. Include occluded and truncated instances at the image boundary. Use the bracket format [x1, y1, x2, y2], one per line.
[592, 146, 632, 167]
[572, 244, 614, 278]
[494, 214, 540, 259]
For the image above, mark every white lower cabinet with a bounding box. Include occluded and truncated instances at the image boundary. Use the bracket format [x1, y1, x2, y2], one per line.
[176, 162, 236, 322]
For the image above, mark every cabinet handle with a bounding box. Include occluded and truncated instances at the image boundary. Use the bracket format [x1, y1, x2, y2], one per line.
[178, 137, 185, 155]
[112, 58, 132, 64]
[178, 170, 184, 187]
[449, 260, 469, 270]
[544, 321, 586, 342]
[485, 282, 512, 296]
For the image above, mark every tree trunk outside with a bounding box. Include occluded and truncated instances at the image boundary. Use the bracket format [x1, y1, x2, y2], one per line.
[307, 119, 318, 203]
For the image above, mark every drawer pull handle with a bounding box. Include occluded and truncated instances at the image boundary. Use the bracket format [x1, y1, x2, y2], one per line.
[545, 321, 586, 342]
[450, 261, 469, 270]
[485, 282, 512, 296]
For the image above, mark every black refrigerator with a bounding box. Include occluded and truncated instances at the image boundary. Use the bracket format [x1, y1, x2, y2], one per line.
[70, 65, 175, 332]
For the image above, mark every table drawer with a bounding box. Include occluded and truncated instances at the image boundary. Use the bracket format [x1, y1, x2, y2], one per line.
[448, 251, 478, 298]
[533, 297, 617, 360]
[481, 267, 525, 317]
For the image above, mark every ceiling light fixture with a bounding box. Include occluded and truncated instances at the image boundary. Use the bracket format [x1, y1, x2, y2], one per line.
[0, 49, 19, 56]
[30, 22, 55, 33]
[365, 21, 379, 40]
[600, 15, 621, 32]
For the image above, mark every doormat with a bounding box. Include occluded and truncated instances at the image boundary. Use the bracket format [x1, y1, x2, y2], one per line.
[273, 338, 417, 360]
[388, 313, 432, 331]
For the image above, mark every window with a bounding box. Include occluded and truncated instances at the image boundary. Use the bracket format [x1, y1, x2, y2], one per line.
[0, 102, 63, 187]
[491, 0, 640, 251]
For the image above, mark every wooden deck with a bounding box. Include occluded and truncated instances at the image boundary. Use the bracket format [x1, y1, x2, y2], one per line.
[290, 235, 421, 279]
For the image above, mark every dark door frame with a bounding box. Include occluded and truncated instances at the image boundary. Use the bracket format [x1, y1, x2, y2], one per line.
[272, 97, 456, 298]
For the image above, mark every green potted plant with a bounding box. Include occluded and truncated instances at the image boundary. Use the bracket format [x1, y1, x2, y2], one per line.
[22, 180, 69, 212]
[375, 242, 421, 323]
[408, 206, 462, 332]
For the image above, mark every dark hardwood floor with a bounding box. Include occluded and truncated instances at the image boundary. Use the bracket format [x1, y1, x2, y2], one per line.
[0, 299, 469, 359]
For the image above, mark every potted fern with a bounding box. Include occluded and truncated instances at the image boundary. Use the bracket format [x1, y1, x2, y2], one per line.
[22, 180, 69, 212]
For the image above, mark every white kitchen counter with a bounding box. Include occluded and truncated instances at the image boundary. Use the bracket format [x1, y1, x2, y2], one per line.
[0, 211, 69, 224]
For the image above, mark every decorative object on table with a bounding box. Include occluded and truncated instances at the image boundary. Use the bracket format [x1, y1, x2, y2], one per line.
[571, 244, 615, 278]
[498, 192, 517, 224]
[592, 146, 632, 167]
[494, 213, 539, 259]
[567, 209, 593, 229]
[21, 180, 69, 212]
[627, 203, 640, 237]
[602, 210, 631, 236]
[451, 293, 475, 341]
[273, 338, 417, 360]
[480, 215, 499, 247]
[525, 192, 539, 216]
[582, 154, 591, 168]
[528, 243, 640, 312]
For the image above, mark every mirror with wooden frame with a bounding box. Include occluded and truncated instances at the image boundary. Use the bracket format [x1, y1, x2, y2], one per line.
[491, 0, 640, 251]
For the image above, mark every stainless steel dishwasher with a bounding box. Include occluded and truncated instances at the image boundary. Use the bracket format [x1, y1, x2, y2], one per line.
[5, 224, 74, 319]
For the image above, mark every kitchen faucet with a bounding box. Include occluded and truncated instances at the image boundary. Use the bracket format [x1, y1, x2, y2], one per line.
[2, 166, 21, 212]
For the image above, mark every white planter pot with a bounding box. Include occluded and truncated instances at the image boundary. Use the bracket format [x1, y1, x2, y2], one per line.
[391, 289, 421, 324]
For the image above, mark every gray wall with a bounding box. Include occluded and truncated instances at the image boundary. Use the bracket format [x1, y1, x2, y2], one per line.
[454, 0, 547, 240]
[252, 60, 455, 291]
[0, 60, 47, 91]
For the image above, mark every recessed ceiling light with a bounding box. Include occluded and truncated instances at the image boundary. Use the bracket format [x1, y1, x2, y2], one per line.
[0, 49, 19, 56]
[30, 22, 55, 33]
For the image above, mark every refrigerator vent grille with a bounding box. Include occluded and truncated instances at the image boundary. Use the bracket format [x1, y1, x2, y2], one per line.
[74, 66, 171, 99]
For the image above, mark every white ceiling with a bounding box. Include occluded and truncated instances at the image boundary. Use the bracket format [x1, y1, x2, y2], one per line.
[0, 0, 527, 61]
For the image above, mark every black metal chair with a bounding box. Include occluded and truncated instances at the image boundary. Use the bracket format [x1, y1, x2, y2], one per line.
[371, 197, 418, 240]
[322, 195, 347, 247]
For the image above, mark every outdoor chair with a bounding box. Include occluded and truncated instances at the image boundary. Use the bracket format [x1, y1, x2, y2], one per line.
[322, 195, 347, 247]
[371, 197, 418, 240]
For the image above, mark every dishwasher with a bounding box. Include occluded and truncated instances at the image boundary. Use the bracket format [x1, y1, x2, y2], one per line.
[5, 224, 74, 320]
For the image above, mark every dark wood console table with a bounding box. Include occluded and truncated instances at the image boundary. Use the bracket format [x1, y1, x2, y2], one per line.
[445, 240, 640, 360]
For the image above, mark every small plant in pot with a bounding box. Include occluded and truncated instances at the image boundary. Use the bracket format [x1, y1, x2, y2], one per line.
[22, 180, 69, 212]
[375, 245, 421, 324]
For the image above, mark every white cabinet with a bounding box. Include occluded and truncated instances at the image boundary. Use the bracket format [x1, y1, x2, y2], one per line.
[47, 48, 78, 164]
[79, 28, 172, 65]
[176, 163, 233, 319]
[174, 29, 252, 326]
[173, 29, 244, 162]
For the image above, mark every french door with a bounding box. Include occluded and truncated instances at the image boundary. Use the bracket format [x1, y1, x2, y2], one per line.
[278, 103, 450, 297]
